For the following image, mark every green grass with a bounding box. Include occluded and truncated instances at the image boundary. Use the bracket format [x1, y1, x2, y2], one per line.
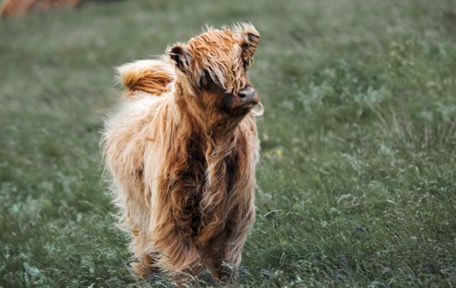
[1, 0, 455, 287]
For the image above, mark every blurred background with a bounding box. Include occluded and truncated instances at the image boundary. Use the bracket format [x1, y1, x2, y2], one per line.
[1, 0, 455, 286]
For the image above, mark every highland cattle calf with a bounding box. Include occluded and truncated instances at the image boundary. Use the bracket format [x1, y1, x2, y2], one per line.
[102, 23, 262, 283]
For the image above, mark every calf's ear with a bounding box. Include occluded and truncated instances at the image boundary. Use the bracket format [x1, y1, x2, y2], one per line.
[169, 44, 192, 73]
[237, 24, 260, 68]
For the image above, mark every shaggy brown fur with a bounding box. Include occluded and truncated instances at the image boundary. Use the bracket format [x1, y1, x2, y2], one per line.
[102, 23, 261, 283]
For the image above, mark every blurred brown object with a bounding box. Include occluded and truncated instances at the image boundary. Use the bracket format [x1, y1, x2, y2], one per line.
[0, 0, 123, 17]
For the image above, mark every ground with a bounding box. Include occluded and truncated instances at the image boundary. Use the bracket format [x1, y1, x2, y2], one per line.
[0, 0, 455, 287]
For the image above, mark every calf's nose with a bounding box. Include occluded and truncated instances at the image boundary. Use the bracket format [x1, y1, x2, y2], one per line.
[238, 86, 258, 104]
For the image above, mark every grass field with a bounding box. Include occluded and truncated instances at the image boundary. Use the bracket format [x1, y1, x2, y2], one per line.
[1, 0, 455, 287]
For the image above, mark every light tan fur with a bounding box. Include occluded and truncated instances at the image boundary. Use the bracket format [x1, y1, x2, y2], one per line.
[102, 23, 261, 284]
